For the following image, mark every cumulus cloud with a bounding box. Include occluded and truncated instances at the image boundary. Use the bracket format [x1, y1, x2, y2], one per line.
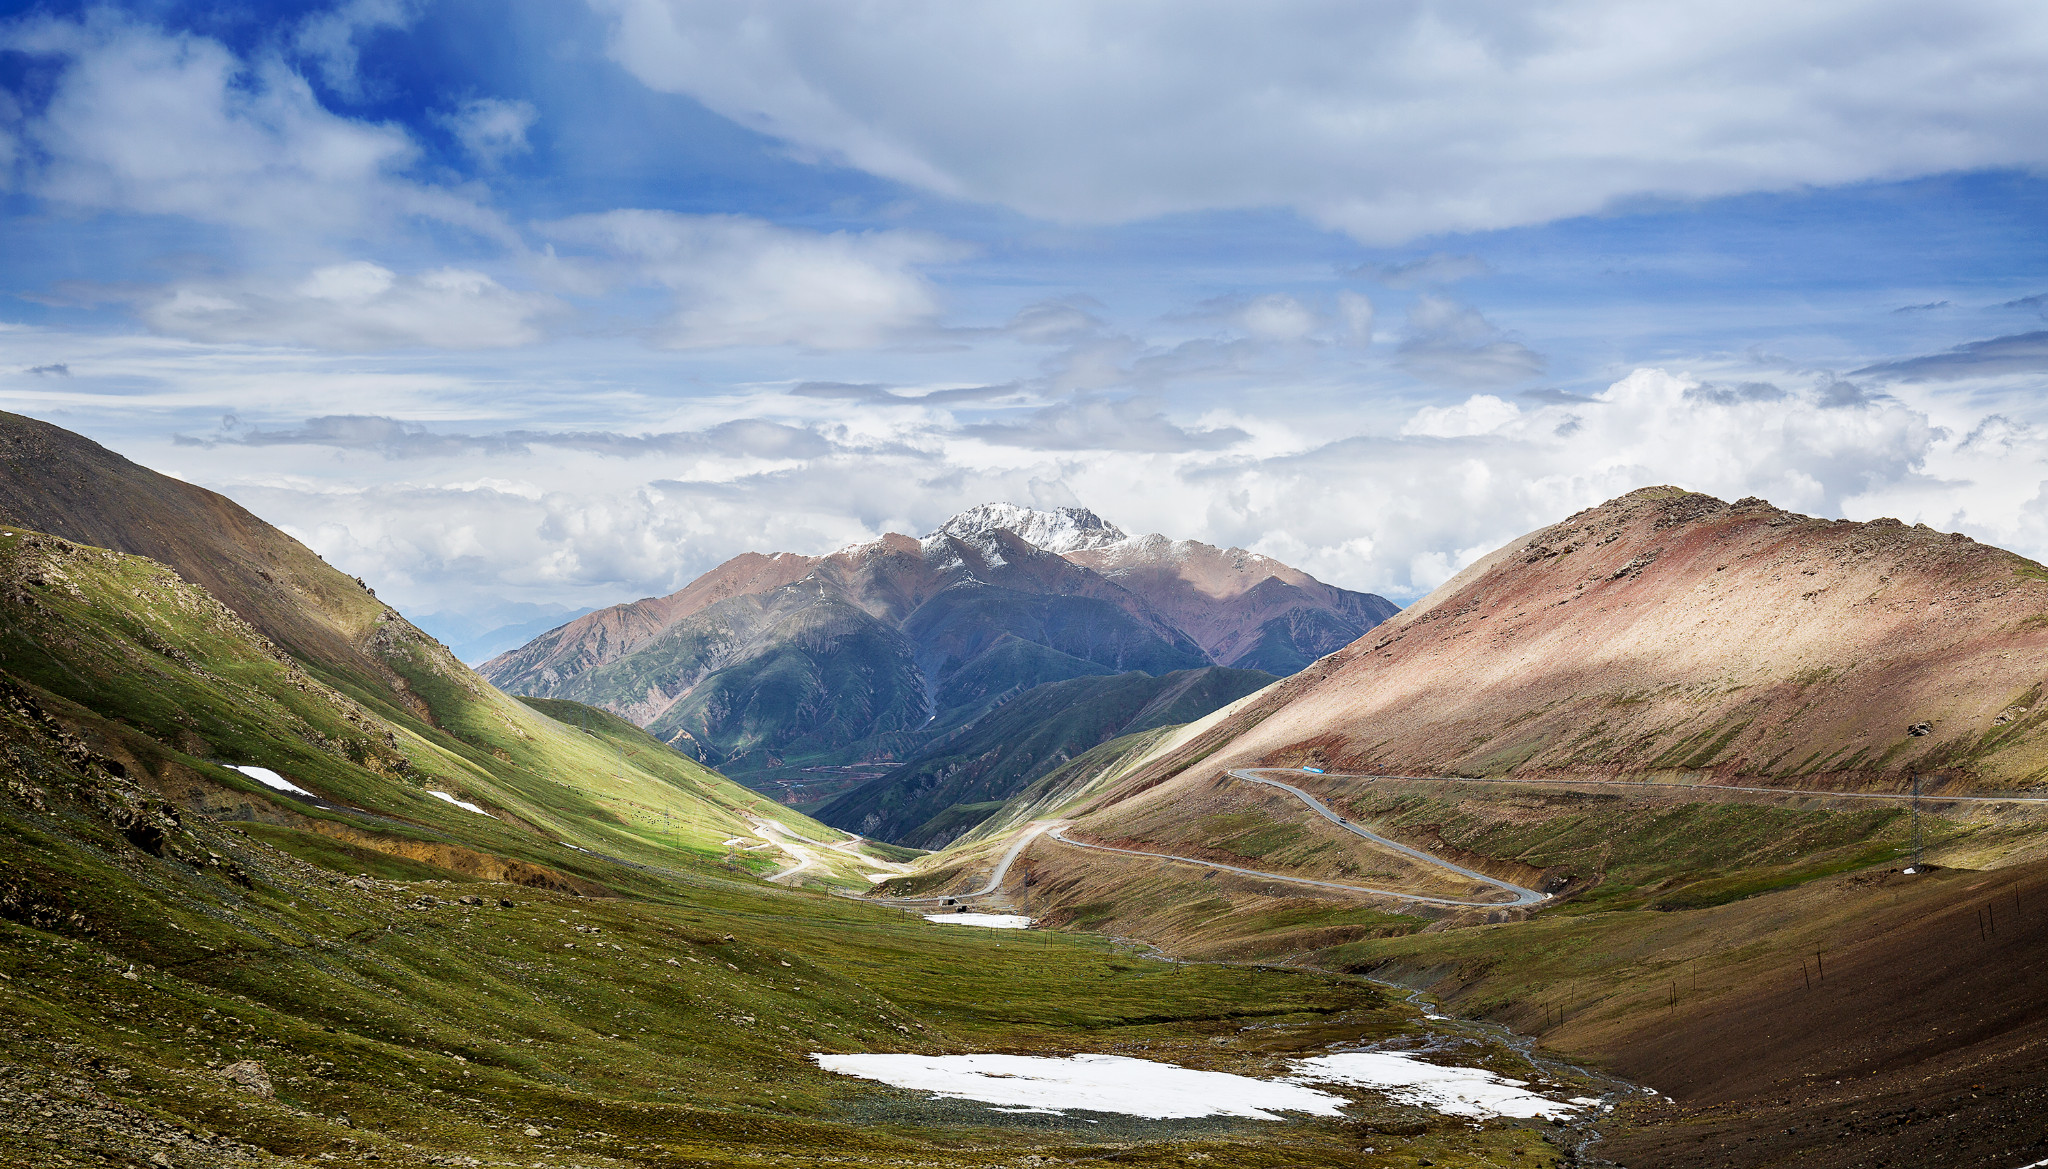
[545, 210, 960, 349]
[1395, 297, 1545, 388]
[139, 263, 561, 350]
[590, 0, 2048, 242]
[1171, 368, 1939, 595]
[4, 12, 502, 239]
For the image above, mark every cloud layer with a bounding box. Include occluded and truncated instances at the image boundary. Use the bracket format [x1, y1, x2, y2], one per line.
[594, 0, 2048, 241]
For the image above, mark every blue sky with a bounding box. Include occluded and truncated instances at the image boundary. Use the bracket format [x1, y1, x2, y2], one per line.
[5, 0, 2048, 627]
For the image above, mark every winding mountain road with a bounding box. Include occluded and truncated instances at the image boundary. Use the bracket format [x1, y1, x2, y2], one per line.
[868, 770, 1548, 910]
[860, 820, 1063, 905]
[1331, 770, 2048, 806]
[1042, 768, 1546, 908]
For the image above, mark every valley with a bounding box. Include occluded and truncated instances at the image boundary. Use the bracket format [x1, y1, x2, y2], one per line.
[6, 414, 2048, 1168]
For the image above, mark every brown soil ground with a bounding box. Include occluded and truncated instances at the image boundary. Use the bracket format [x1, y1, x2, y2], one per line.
[1596, 855, 2048, 1168]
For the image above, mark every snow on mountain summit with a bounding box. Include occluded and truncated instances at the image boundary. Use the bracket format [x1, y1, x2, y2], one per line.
[931, 503, 1129, 554]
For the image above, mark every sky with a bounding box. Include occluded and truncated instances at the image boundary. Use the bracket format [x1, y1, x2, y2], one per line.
[4, 1, 2048, 629]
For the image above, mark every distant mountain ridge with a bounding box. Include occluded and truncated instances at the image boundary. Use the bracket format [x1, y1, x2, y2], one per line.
[481, 505, 1398, 786]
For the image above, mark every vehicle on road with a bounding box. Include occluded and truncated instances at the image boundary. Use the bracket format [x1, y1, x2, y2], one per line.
[1301, 766, 1325, 774]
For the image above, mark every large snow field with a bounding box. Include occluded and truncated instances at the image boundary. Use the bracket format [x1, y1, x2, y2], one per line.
[229, 765, 312, 796]
[810, 1053, 1345, 1119]
[812, 1049, 1594, 1121]
[1287, 1051, 1589, 1119]
[923, 912, 1033, 929]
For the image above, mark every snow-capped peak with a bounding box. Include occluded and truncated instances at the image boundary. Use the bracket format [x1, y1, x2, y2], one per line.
[930, 503, 1128, 554]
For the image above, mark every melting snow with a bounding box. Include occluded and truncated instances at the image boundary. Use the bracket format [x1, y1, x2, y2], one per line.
[1287, 1052, 1587, 1120]
[426, 791, 491, 816]
[229, 765, 312, 797]
[923, 913, 1033, 929]
[810, 1053, 1345, 1119]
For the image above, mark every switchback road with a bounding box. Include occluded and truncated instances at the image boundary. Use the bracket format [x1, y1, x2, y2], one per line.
[1040, 767, 1546, 908]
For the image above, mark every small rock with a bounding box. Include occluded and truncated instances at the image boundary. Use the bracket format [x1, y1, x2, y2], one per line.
[497, 899, 515, 908]
[416, 894, 441, 906]
[522, 1125, 542, 1137]
[1907, 722, 1932, 736]
[220, 1060, 272, 1097]
[336, 1111, 352, 1128]
[151, 1154, 172, 1167]
[458, 895, 483, 907]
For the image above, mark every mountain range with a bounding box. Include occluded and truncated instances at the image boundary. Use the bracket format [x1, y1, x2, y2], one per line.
[480, 505, 1397, 833]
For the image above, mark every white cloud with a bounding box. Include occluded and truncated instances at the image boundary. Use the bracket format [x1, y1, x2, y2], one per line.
[293, 0, 418, 97]
[1401, 394, 1521, 438]
[5, 12, 503, 240]
[1395, 297, 1545, 388]
[444, 98, 538, 166]
[1237, 294, 1318, 342]
[18, 315, 2046, 618]
[139, 262, 561, 350]
[1337, 292, 1375, 347]
[591, 0, 2048, 242]
[546, 210, 960, 349]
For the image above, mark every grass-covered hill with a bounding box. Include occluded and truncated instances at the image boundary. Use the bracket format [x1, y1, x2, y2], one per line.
[0, 410, 849, 879]
[7, 646, 1547, 1168]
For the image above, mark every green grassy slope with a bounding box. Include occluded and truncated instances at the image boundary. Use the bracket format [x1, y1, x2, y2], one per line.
[0, 525, 855, 889]
[0, 591, 1574, 1169]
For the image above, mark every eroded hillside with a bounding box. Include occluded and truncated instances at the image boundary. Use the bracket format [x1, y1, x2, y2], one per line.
[1091, 487, 2048, 798]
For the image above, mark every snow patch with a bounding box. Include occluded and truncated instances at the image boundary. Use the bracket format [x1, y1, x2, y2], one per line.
[810, 1052, 1345, 1120]
[923, 913, 1033, 929]
[229, 765, 312, 797]
[1287, 1051, 1587, 1120]
[426, 791, 492, 816]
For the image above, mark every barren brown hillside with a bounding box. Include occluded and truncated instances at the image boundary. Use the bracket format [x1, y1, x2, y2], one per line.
[1087, 486, 2048, 808]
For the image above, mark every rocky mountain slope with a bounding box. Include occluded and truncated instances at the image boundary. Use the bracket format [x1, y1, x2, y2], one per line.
[1068, 536, 1399, 673]
[482, 505, 1394, 782]
[1071, 487, 2048, 807]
